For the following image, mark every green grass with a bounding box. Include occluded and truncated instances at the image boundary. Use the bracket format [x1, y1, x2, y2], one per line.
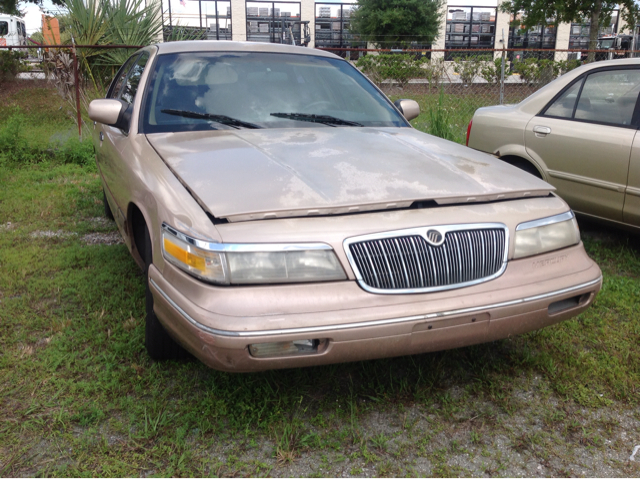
[0, 85, 639, 476]
[389, 85, 534, 144]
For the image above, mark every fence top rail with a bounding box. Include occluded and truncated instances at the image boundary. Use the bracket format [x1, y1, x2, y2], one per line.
[0, 44, 144, 49]
[316, 47, 640, 54]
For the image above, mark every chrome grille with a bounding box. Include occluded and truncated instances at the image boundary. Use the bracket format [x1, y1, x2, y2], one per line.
[347, 227, 506, 293]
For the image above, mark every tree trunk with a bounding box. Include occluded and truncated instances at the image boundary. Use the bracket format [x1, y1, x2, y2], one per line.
[588, 0, 602, 62]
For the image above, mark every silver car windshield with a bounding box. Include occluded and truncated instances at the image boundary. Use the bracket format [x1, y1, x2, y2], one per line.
[142, 52, 408, 132]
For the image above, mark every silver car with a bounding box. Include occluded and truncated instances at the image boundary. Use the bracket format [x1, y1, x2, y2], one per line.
[88, 41, 601, 372]
[467, 58, 640, 230]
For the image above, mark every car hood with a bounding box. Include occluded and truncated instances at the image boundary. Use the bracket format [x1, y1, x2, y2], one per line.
[147, 127, 553, 222]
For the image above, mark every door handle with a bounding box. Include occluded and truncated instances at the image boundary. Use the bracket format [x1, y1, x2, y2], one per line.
[533, 126, 551, 136]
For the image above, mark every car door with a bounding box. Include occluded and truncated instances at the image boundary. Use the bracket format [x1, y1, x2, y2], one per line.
[624, 137, 640, 226]
[96, 52, 149, 229]
[524, 67, 640, 222]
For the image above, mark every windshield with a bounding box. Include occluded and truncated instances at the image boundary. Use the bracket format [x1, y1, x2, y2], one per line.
[598, 39, 615, 49]
[142, 52, 408, 133]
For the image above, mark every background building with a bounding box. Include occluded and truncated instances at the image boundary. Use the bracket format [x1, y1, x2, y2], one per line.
[160, 0, 637, 51]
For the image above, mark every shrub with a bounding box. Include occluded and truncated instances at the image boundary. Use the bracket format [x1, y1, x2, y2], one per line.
[480, 57, 511, 84]
[452, 56, 481, 85]
[0, 50, 28, 82]
[54, 136, 96, 168]
[356, 54, 423, 89]
[0, 110, 95, 167]
[421, 57, 446, 91]
[0, 112, 33, 163]
[513, 58, 559, 85]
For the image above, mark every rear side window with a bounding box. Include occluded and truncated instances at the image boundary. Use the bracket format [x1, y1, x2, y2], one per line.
[544, 80, 583, 119]
[0, 22, 8, 36]
[543, 69, 640, 127]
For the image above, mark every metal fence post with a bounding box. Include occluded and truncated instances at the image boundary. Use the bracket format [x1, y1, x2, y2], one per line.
[71, 43, 82, 140]
[499, 48, 506, 105]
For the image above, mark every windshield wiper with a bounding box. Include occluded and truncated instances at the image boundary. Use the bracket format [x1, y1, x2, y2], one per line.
[161, 109, 262, 129]
[270, 112, 363, 127]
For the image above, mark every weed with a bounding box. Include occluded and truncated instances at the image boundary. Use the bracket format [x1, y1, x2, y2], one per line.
[370, 432, 389, 452]
[425, 89, 460, 142]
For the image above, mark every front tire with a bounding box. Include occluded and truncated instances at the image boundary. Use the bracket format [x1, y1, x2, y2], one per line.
[142, 222, 188, 361]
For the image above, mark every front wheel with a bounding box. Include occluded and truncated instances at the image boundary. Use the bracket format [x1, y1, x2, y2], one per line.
[142, 222, 188, 361]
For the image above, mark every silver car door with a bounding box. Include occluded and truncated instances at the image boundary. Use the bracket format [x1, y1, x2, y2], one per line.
[524, 68, 640, 222]
[624, 132, 640, 226]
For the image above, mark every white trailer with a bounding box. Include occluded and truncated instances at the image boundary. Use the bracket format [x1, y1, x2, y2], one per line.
[0, 15, 27, 46]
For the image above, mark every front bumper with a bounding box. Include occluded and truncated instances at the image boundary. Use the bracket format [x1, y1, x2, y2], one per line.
[148, 243, 602, 372]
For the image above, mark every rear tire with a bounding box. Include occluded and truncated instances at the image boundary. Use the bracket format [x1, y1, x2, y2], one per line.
[142, 222, 188, 361]
[103, 191, 114, 220]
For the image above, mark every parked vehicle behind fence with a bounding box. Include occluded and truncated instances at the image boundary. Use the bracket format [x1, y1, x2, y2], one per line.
[468, 58, 640, 231]
[88, 41, 601, 372]
[0, 15, 27, 46]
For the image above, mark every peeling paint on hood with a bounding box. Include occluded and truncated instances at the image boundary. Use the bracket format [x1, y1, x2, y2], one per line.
[147, 127, 553, 222]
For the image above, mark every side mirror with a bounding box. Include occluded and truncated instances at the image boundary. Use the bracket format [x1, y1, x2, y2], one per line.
[88, 98, 132, 132]
[394, 99, 420, 121]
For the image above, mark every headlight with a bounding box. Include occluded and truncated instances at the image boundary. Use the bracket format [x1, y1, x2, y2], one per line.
[514, 211, 580, 259]
[162, 224, 346, 285]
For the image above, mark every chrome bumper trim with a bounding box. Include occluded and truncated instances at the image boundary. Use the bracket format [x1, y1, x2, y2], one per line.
[150, 276, 602, 338]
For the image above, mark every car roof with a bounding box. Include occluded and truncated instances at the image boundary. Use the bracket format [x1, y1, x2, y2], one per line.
[155, 40, 342, 60]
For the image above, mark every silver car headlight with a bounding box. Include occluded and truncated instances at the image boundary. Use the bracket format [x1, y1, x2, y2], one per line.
[514, 211, 580, 259]
[161, 224, 346, 285]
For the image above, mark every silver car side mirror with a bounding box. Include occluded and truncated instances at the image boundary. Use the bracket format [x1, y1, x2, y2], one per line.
[88, 99, 131, 131]
[393, 99, 420, 121]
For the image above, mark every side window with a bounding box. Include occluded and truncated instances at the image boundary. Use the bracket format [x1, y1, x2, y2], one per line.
[108, 54, 140, 99]
[0, 22, 8, 36]
[575, 70, 640, 126]
[544, 80, 583, 119]
[544, 69, 640, 127]
[120, 53, 150, 104]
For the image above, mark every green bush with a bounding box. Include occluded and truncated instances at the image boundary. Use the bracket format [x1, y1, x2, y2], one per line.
[512, 58, 559, 85]
[356, 54, 423, 89]
[480, 57, 511, 84]
[0, 110, 95, 168]
[54, 136, 96, 168]
[452, 56, 481, 85]
[0, 112, 34, 163]
[0, 50, 28, 82]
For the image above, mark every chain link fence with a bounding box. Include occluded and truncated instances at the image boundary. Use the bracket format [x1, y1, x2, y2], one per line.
[0, 44, 142, 138]
[1, 44, 638, 143]
[328, 47, 639, 142]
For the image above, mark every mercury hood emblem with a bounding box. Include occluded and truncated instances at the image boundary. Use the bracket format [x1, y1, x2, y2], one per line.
[425, 229, 444, 246]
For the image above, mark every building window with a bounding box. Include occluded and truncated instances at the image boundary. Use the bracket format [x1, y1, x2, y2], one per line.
[162, 0, 232, 40]
[314, 2, 362, 58]
[445, 6, 496, 55]
[246, 1, 307, 45]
